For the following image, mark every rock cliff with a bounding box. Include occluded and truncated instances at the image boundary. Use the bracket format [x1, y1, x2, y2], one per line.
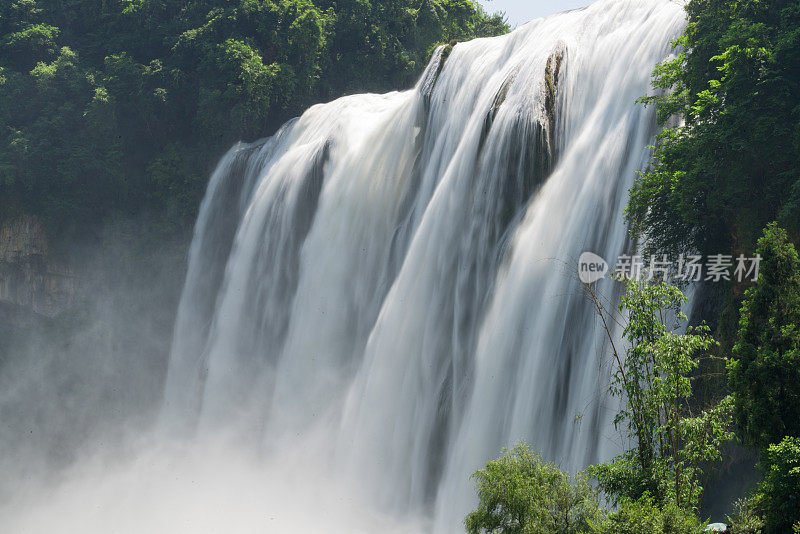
[0, 213, 75, 317]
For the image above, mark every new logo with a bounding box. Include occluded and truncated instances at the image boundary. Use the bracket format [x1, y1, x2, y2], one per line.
[578, 252, 608, 284]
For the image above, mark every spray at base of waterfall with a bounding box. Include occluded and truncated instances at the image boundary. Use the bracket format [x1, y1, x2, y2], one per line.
[1, 432, 429, 534]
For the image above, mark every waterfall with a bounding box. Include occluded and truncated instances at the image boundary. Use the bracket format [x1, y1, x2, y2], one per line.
[161, 0, 687, 530]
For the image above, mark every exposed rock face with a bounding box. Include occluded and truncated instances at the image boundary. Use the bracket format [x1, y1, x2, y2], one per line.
[544, 45, 564, 159]
[0, 213, 75, 317]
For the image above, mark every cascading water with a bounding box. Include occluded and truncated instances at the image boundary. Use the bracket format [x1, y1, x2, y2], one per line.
[155, 0, 684, 531]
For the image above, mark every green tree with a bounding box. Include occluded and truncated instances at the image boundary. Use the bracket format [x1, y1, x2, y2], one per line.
[465, 444, 604, 534]
[0, 0, 509, 243]
[756, 436, 800, 533]
[586, 279, 733, 510]
[0, 0, 60, 70]
[729, 223, 800, 450]
[726, 496, 765, 534]
[627, 0, 800, 260]
[597, 495, 703, 534]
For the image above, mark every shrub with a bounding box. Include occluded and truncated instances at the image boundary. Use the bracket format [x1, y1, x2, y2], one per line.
[465, 444, 604, 534]
[598, 495, 703, 534]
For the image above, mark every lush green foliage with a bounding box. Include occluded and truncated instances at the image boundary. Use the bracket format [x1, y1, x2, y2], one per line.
[598, 495, 703, 534]
[627, 0, 800, 259]
[465, 444, 604, 534]
[755, 436, 800, 533]
[729, 224, 800, 531]
[729, 223, 800, 450]
[464, 446, 705, 534]
[726, 496, 766, 534]
[625, 0, 800, 526]
[0, 0, 507, 239]
[466, 281, 738, 532]
[588, 280, 733, 511]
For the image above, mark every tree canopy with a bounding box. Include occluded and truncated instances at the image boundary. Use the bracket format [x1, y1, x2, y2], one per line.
[627, 0, 800, 260]
[0, 0, 508, 240]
